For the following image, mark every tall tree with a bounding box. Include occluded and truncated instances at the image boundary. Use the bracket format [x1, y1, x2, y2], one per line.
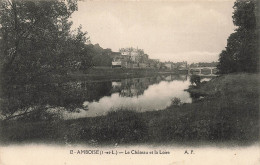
[0, 0, 89, 84]
[217, 0, 258, 74]
[0, 0, 93, 119]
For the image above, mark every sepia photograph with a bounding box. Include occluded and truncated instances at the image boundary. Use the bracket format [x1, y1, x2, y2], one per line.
[0, 0, 259, 164]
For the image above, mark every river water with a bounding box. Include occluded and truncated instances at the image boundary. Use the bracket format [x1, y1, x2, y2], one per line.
[1, 74, 212, 120]
[62, 74, 193, 119]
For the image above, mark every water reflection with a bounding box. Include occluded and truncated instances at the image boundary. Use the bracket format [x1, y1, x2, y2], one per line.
[64, 74, 191, 119]
[0, 74, 192, 120]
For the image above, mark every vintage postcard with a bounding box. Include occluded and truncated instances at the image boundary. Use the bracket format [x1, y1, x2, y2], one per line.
[0, 0, 259, 164]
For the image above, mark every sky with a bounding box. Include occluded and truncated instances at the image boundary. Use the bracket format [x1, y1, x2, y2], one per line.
[71, 0, 236, 63]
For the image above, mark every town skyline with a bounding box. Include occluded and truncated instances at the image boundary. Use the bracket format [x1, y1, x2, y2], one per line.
[71, 0, 236, 63]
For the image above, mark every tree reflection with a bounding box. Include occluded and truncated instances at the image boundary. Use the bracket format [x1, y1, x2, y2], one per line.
[113, 74, 188, 97]
[0, 81, 112, 121]
[0, 74, 188, 121]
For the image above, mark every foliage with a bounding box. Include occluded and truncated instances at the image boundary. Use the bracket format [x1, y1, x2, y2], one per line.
[0, 0, 91, 84]
[170, 97, 182, 106]
[189, 62, 218, 68]
[88, 110, 148, 143]
[217, 0, 259, 74]
[0, 0, 100, 119]
[0, 80, 113, 121]
[190, 75, 201, 86]
[89, 44, 113, 67]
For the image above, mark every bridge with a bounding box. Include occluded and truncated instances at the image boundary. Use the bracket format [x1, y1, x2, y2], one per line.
[188, 67, 217, 76]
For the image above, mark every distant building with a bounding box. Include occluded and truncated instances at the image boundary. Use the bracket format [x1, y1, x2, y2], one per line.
[141, 54, 149, 63]
[121, 51, 130, 56]
[178, 61, 188, 70]
[165, 62, 173, 70]
[111, 50, 131, 68]
[119, 47, 146, 63]
[112, 59, 122, 68]
[148, 59, 160, 68]
[112, 47, 157, 68]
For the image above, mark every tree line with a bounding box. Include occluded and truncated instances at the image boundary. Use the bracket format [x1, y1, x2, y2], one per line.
[0, 0, 117, 120]
[189, 62, 218, 68]
[0, 0, 113, 85]
[217, 0, 259, 74]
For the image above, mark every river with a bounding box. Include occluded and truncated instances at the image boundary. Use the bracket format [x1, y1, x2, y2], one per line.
[62, 74, 192, 119]
[1, 74, 212, 120]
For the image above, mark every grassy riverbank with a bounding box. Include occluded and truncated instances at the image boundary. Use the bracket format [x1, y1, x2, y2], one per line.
[0, 73, 259, 146]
